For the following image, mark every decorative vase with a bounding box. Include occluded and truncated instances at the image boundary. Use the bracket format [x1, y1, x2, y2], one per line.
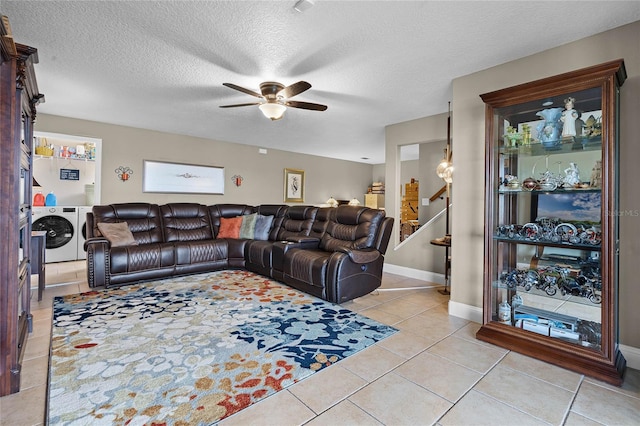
[536, 107, 564, 148]
[498, 300, 512, 324]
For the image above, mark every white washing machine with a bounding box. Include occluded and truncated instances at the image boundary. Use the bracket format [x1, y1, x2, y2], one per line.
[77, 206, 93, 260]
[32, 206, 79, 263]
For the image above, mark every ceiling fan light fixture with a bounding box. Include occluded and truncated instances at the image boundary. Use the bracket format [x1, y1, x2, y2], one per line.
[259, 102, 287, 121]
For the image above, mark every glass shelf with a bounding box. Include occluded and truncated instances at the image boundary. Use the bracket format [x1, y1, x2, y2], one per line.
[493, 236, 600, 251]
[499, 136, 602, 156]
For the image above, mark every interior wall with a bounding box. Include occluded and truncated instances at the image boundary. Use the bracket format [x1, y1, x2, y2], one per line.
[33, 155, 95, 206]
[450, 20, 640, 348]
[34, 114, 373, 207]
[400, 159, 419, 189]
[371, 163, 385, 185]
[384, 113, 448, 270]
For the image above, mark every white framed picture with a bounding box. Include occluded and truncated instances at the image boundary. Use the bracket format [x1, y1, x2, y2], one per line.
[284, 168, 304, 202]
[142, 160, 224, 194]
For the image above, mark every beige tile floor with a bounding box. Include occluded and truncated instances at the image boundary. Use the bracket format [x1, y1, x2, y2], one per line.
[1, 260, 639, 425]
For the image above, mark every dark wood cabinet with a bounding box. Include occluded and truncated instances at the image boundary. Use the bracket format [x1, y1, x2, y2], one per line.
[1, 15, 43, 396]
[476, 60, 626, 386]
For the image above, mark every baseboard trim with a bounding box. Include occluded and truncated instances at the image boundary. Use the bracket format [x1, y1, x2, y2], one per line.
[383, 263, 444, 284]
[448, 300, 483, 323]
[620, 344, 640, 371]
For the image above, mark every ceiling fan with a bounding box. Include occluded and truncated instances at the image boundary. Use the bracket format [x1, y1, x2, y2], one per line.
[220, 81, 327, 121]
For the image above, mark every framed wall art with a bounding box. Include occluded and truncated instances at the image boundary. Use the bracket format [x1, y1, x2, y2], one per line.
[284, 168, 304, 202]
[142, 160, 224, 194]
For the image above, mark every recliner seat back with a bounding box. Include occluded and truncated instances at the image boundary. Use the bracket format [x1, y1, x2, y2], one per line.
[277, 206, 318, 240]
[208, 204, 254, 237]
[161, 203, 213, 242]
[320, 205, 385, 251]
[92, 203, 163, 244]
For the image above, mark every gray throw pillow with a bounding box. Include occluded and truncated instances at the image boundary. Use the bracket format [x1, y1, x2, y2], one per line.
[254, 214, 274, 240]
[239, 213, 257, 239]
[96, 222, 138, 247]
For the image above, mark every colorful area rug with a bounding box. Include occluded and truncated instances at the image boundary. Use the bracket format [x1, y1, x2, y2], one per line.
[49, 270, 396, 424]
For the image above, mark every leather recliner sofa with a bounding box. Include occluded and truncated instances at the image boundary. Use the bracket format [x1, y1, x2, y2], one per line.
[84, 202, 394, 303]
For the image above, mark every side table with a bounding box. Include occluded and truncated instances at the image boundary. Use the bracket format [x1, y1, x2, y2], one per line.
[430, 235, 451, 295]
[31, 231, 47, 301]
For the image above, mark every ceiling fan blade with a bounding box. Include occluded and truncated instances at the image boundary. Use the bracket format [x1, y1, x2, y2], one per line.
[222, 83, 262, 98]
[285, 100, 328, 111]
[279, 81, 311, 99]
[219, 102, 261, 108]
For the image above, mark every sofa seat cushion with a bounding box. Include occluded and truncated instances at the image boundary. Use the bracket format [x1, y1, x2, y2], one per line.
[174, 239, 227, 265]
[109, 242, 175, 274]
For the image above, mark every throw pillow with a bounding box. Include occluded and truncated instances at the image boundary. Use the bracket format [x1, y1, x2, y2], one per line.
[217, 216, 243, 238]
[254, 214, 274, 240]
[97, 222, 138, 247]
[239, 213, 257, 239]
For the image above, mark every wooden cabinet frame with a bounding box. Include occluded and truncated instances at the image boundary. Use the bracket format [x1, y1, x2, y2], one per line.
[476, 60, 626, 386]
[1, 16, 43, 396]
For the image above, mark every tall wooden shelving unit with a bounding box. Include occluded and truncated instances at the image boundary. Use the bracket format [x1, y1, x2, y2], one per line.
[0, 15, 44, 396]
[476, 60, 627, 386]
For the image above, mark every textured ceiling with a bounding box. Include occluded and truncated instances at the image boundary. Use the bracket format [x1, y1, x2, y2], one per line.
[3, 1, 640, 164]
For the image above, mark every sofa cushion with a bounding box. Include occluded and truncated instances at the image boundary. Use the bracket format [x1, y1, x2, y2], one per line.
[277, 206, 318, 241]
[97, 222, 138, 247]
[254, 204, 289, 240]
[161, 203, 213, 242]
[92, 203, 163, 244]
[209, 204, 254, 236]
[254, 214, 274, 240]
[320, 206, 385, 251]
[240, 213, 257, 239]
[109, 242, 175, 274]
[218, 216, 243, 238]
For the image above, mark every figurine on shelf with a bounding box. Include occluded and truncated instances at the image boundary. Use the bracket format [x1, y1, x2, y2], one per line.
[561, 97, 578, 137]
[503, 174, 519, 189]
[503, 126, 522, 147]
[563, 162, 581, 186]
[590, 160, 602, 188]
[521, 123, 532, 146]
[584, 114, 602, 138]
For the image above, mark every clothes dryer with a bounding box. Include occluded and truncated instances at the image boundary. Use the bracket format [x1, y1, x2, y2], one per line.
[77, 206, 93, 260]
[32, 206, 79, 263]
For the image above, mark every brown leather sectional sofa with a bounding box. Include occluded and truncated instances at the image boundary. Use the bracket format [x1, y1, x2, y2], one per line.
[84, 203, 394, 303]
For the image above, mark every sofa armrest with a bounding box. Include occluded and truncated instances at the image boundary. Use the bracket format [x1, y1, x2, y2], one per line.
[84, 236, 110, 250]
[334, 247, 380, 264]
[284, 236, 320, 248]
[84, 237, 111, 288]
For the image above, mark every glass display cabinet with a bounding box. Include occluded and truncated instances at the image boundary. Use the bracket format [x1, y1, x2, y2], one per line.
[1, 15, 43, 396]
[476, 60, 626, 386]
